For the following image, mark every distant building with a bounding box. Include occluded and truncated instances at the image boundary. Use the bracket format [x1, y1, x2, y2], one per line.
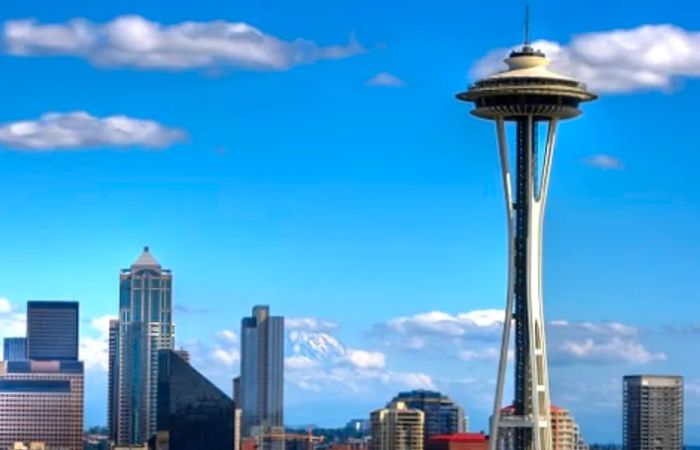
[391, 390, 466, 444]
[285, 432, 324, 450]
[623, 375, 683, 450]
[426, 433, 488, 450]
[500, 405, 588, 450]
[240, 305, 284, 450]
[27, 301, 79, 361]
[155, 350, 234, 450]
[371, 401, 425, 450]
[110, 247, 175, 445]
[2, 337, 27, 361]
[346, 419, 371, 435]
[329, 439, 370, 450]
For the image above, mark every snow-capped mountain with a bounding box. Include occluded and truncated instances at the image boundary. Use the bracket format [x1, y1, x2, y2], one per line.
[286, 330, 347, 361]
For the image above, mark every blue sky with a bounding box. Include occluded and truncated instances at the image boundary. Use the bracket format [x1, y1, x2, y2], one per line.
[1, 0, 700, 443]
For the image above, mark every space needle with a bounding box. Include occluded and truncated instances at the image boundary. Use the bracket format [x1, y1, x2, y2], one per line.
[455, 17, 597, 450]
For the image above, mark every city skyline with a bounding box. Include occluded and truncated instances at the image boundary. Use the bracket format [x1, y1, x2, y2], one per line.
[0, 0, 699, 445]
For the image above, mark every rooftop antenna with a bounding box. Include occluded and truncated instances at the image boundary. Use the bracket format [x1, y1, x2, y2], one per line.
[524, 3, 532, 48]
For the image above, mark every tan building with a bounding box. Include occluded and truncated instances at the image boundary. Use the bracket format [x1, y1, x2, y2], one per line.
[371, 401, 425, 450]
[0, 360, 84, 450]
[500, 405, 588, 450]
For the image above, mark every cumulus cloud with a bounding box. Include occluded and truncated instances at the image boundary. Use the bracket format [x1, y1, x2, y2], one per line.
[365, 72, 406, 87]
[0, 298, 26, 345]
[376, 309, 504, 346]
[0, 112, 186, 151]
[282, 317, 434, 397]
[79, 314, 118, 372]
[584, 154, 625, 170]
[471, 24, 700, 93]
[3, 16, 364, 71]
[377, 310, 664, 367]
[344, 349, 386, 369]
[549, 321, 666, 365]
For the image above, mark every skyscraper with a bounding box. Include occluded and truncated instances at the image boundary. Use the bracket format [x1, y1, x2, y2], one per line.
[2, 337, 27, 361]
[110, 247, 175, 445]
[391, 390, 466, 445]
[108, 319, 120, 443]
[623, 376, 683, 450]
[155, 350, 234, 450]
[0, 301, 84, 450]
[27, 301, 79, 361]
[371, 401, 425, 450]
[456, 21, 596, 450]
[240, 305, 284, 450]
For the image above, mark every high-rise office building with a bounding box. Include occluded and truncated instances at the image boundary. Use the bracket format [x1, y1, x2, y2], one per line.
[3, 337, 27, 361]
[623, 375, 683, 450]
[110, 247, 175, 445]
[240, 305, 284, 450]
[155, 350, 234, 450]
[0, 360, 84, 450]
[371, 401, 425, 450]
[0, 300, 84, 450]
[27, 301, 79, 361]
[391, 390, 466, 445]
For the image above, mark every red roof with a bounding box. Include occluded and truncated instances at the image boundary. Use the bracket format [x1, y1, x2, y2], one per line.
[429, 433, 488, 443]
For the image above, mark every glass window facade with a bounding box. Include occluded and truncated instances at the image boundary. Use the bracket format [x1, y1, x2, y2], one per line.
[156, 350, 234, 450]
[2, 337, 27, 362]
[26, 301, 79, 361]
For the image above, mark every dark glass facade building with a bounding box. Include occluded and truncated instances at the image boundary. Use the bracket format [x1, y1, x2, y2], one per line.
[27, 301, 79, 361]
[391, 390, 466, 445]
[156, 350, 234, 450]
[2, 337, 27, 361]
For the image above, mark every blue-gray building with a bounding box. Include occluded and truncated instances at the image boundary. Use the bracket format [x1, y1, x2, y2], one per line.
[391, 390, 466, 443]
[2, 337, 27, 361]
[240, 305, 284, 450]
[27, 300, 79, 361]
[109, 247, 175, 446]
[156, 350, 234, 450]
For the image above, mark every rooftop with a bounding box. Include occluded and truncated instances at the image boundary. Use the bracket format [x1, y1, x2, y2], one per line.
[131, 246, 161, 268]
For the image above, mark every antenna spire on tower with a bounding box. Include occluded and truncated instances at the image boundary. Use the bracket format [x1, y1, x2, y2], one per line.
[524, 3, 531, 47]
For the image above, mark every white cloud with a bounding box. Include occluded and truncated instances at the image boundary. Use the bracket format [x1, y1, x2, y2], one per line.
[3, 16, 364, 71]
[379, 309, 504, 343]
[550, 321, 666, 365]
[285, 355, 320, 370]
[584, 154, 625, 170]
[0, 299, 26, 344]
[365, 72, 406, 87]
[79, 314, 117, 372]
[378, 309, 664, 367]
[0, 112, 186, 151]
[0, 298, 12, 314]
[471, 24, 700, 93]
[215, 329, 238, 344]
[459, 347, 503, 361]
[344, 349, 386, 369]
